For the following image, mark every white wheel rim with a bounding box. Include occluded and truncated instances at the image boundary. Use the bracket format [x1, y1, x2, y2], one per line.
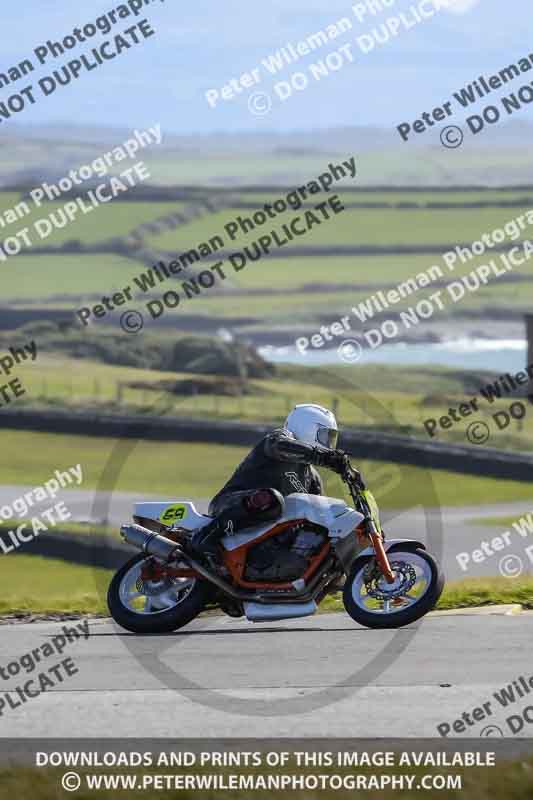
[351, 551, 433, 616]
[118, 558, 196, 616]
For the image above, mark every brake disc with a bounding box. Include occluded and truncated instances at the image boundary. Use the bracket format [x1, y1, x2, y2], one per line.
[363, 560, 417, 601]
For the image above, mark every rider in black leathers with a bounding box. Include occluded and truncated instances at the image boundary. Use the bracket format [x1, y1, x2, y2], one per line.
[190, 404, 349, 558]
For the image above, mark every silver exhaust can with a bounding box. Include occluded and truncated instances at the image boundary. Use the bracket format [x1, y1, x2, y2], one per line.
[120, 523, 179, 561]
[243, 600, 317, 622]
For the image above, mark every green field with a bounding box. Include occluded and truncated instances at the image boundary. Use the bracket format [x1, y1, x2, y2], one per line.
[144, 206, 533, 251]
[2, 184, 531, 333]
[4, 188, 529, 258]
[2, 253, 146, 301]
[6, 252, 529, 318]
[0, 192, 186, 247]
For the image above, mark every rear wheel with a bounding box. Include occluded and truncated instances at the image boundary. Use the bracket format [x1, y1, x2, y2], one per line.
[107, 553, 210, 634]
[343, 547, 444, 629]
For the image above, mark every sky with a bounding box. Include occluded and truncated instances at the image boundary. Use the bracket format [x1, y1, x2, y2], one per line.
[0, 0, 531, 134]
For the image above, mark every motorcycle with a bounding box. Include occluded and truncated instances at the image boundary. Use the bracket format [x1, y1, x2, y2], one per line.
[108, 460, 444, 633]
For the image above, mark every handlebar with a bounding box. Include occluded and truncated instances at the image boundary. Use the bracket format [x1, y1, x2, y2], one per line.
[341, 458, 365, 490]
[341, 458, 381, 536]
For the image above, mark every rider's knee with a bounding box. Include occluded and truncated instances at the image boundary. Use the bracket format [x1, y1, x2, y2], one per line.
[244, 488, 284, 521]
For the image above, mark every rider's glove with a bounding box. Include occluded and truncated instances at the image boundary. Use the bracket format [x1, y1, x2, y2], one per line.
[315, 448, 350, 475]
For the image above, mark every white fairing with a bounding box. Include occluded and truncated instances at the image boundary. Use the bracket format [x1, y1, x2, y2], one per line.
[221, 493, 363, 550]
[133, 501, 211, 530]
[133, 493, 363, 549]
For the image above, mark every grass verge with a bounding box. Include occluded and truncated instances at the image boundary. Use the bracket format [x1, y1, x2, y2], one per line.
[0, 555, 110, 616]
[321, 575, 533, 614]
[2, 556, 532, 618]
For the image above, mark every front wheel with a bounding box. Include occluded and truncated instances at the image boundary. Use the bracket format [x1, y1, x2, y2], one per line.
[107, 553, 210, 634]
[343, 547, 444, 629]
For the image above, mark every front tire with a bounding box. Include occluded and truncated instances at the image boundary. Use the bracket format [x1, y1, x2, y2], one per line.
[343, 547, 444, 629]
[108, 553, 210, 634]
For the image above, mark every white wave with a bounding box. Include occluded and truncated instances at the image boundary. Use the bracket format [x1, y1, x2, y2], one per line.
[432, 338, 526, 353]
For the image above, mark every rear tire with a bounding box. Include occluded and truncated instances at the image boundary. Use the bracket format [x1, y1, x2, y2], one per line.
[343, 547, 444, 629]
[107, 553, 210, 634]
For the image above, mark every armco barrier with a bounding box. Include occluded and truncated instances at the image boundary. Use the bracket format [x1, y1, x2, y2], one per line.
[1, 407, 533, 481]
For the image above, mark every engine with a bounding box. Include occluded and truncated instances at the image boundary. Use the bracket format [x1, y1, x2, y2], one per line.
[243, 524, 327, 582]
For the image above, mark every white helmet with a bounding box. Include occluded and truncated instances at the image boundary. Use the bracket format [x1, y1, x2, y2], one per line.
[284, 403, 338, 449]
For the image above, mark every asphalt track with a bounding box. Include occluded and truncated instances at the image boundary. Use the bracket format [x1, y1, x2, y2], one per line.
[2, 485, 532, 580]
[2, 611, 533, 739]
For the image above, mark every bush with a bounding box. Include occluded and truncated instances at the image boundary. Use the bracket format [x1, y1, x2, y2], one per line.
[0, 326, 275, 379]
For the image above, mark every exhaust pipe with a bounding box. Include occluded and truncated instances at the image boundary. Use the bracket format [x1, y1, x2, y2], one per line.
[121, 523, 260, 599]
[120, 523, 340, 607]
[120, 523, 181, 562]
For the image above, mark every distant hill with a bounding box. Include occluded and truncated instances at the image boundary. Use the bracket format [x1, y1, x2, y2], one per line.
[1, 121, 533, 187]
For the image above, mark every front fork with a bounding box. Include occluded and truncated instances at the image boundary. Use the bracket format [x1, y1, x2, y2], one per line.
[349, 473, 396, 585]
[362, 518, 395, 584]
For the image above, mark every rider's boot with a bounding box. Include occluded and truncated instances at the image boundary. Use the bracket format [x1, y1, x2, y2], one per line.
[189, 504, 249, 561]
[189, 489, 284, 561]
[189, 517, 225, 560]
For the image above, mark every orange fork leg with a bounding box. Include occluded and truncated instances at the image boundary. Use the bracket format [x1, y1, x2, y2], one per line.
[370, 532, 395, 583]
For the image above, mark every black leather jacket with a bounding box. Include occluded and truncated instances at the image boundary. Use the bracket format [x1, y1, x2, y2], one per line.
[211, 428, 327, 505]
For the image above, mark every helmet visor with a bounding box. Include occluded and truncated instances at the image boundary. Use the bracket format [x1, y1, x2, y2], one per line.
[317, 425, 338, 449]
